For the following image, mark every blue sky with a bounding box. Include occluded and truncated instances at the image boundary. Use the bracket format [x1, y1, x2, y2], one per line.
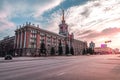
[0, 0, 120, 49]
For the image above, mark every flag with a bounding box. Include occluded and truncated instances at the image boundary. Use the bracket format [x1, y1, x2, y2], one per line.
[105, 40, 111, 43]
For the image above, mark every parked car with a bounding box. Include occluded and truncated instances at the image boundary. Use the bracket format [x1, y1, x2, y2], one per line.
[4, 55, 12, 60]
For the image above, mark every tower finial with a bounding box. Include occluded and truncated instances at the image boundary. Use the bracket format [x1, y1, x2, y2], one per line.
[62, 10, 64, 21]
[62, 9, 65, 22]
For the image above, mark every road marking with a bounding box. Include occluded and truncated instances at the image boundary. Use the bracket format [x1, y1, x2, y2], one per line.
[57, 72, 66, 76]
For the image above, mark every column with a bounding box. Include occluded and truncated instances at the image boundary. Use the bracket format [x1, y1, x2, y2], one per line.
[26, 30, 30, 48]
[23, 31, 26, 48]
[22, 31, 25, 48]
[20, 30, 23, 48]
[17, 32, 19, 49]
[51, 36, 52, 46]
[45, 34, 47, 47]
[56, 37, 58, 50]
[14, 32, 17, 49]
[18, 31, 21, 48]
[36, 31, 40, 49]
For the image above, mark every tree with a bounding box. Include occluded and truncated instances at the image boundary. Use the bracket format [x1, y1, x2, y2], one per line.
[50, 47, 55, 56]
[70, 46, 74, 55]
[58, 40, 63, 55]
[65, 44, 69, 55]
[0, 43, 4, 57]
[40, 39, 46, 56]
[82, 48, 87, 55]
[87, 48, 94, 55]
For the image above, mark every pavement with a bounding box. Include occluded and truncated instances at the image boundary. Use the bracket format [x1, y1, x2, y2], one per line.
[0, 57, 46, 63]
[0, 54, 120, 80]
[0, 56, 80, 63]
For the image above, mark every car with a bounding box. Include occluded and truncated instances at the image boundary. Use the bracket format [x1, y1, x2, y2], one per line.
[4, 55, 12, 60]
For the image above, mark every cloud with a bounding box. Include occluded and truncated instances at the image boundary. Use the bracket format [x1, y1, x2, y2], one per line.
[78, 27, 120, 48]
[0, 19, 15, 40]
[73, 0, 120, 31]
[81, 7, 90, 18]
[47, 0, 120, 48]
[0, 19, 15, 31]
[0, 0, 64, 39]
[34, 0, 64, 18]
[0, 0, 64, 19]
[0, 1, 16, 40]
[79, 27, 120, 39]
[0, 0, 64, 22]
[0, 0, 120, 49]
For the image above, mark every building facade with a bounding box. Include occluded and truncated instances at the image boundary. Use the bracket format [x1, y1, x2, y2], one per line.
[0, 36, 15, 57]
[14, 10, 87, 56]
[94, 47, 114, 54]
[89, 41, 95, 50]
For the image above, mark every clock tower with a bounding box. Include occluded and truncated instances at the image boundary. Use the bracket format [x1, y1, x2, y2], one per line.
[59, 10, 69, 37]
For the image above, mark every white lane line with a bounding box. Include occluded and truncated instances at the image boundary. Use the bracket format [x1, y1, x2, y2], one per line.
[57, 72, 66, 76]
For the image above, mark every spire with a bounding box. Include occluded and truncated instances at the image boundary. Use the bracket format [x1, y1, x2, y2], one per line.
[62, 9, 65, 23]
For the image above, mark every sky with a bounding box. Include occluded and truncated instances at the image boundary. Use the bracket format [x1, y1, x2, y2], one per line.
[0, 0, 120, 49]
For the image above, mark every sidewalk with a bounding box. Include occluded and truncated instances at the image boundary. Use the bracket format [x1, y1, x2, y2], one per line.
[0, 56, 73, 63]
[0, 57, 48, 63]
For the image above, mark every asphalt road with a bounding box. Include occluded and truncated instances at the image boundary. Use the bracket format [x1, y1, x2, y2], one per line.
[0, 54, 120, 80]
